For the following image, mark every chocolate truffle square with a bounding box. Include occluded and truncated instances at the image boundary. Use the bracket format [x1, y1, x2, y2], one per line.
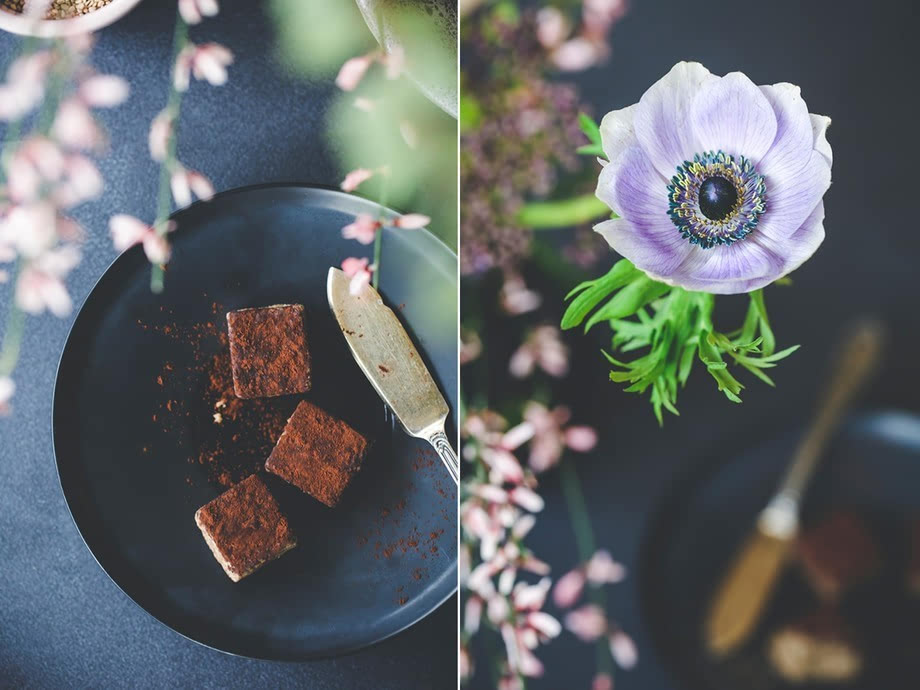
[796, 511, 880, 600]
[226, 304, 311, 399]
[194, 474, 297, 582]
[265, 401, 369, 507]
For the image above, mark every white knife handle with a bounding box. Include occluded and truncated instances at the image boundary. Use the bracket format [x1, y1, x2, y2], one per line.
[428, 429, 459, 485]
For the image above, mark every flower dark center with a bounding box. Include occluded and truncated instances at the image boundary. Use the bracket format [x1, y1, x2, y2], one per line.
[666, 151, 766, 249]
[698, 176, 737, 221]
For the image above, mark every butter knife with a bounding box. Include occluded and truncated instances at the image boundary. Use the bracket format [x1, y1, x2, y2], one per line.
[327, 267, 459, 484]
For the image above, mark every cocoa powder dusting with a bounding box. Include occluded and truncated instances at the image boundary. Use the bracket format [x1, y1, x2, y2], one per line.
[142, 299, 296, 488]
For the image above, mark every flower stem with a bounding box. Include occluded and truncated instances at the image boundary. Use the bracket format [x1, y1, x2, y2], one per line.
[0, 262, 24, 378]
[559, 456, 615, 678]
[150, 11, 189, 293]
[371, 173, 390, 290]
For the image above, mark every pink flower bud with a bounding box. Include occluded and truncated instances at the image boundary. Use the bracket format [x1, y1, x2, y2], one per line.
[552, 568, 586, 608]
[340, 168, 374, 192]
[78, 75, 130, 108]
[564, 604, 608, 641]
[393, 213, 430, 229]
[336, 54, 375, 92]
[341, 214, 380, 245]
[609, 630, 638, 669]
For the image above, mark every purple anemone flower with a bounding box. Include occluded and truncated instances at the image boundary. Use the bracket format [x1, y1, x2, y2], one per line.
[595, 62, 832, 294]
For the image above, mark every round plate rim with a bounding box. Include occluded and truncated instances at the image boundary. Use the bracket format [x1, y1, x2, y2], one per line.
[50, 181, 458, 661]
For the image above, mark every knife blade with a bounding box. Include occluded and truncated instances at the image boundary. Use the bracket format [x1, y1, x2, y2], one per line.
[327, 267, 458, 484]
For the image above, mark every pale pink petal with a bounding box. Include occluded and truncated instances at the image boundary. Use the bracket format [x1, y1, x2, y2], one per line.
[0, 377, 14, 405]
[508, 347, 536, 378]
[349, 268, 371, 295]
[552, 38, 600, 71]
[393, 213, 429, 229]
[528, 434, 564, 473]
[527, 611, 562, 639]
[498, 567, 517, 595]
[198, 0, 219, 17]
[482, 448, 524, 484]
[459, 645, 472, 681]
[35, 244, 80, 277]
[148, 110, 173, 162]
[513, 577, 551, 611]
[487, 593, 510, 624]
[472, 483, 508, 504]
[6, 152, 41, 202]
[109, 214, 150, 252]
[191, 43, 234, 86]
[553, 568, 586, 608]
[340, 168, 374, 192]
[341, 214, 379, 244]
[78, 74, 129, 108]
[517, 646, 545, 677]
[336, 54, 374, 92]
[510, 486, 544, 512]
[511, 514, 536, 539]
[2, 203, 56, 258]
[565, 425, 598, 452]
[501, 421, 535, 450]
[178, 0, 202, 24]
[55, 155, 103, 207]
[609, 630, 638, 669]
[592, 672, 614, 690]
[565, 604, 608, 641]
[501, 276, 542, 314]
[464, 596, 482, 635]
[585, 550, 626, 585]
[142, 232, 171, 265]
[341, 256, 369, 277]
[170, 167, 193, 207]
[52, 99, 102, 150]
[536, 8, 570, 48]
[16, 266, 72, 317]
[187, 170, 215, 201]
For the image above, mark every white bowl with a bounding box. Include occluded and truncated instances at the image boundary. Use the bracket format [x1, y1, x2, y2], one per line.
[0, 0, 143, 37]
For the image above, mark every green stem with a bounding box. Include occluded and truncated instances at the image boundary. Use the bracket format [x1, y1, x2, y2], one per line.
[150, 12, 189, 293]
[0, 262, 24, 378]
[371, 173, 390, 290]
[517, 194, 611, 229]
[559, 456, 615, 678]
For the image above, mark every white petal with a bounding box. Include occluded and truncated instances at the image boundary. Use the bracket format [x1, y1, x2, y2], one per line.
[634, 61, 716, 178]
[810, 113, 833, 166]
[758, 83, 814, 183]
[599, 103, 637, 165]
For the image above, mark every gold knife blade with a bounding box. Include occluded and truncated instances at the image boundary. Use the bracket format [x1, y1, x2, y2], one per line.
[327, 267, 458, 484]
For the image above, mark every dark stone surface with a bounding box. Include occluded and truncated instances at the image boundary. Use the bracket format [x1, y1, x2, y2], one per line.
[465, 0, 918, 689]
[0, 1, 456, 688]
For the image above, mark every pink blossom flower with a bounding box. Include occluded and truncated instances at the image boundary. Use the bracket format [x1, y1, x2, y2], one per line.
[592, 672, 614, 690]
[336, 53, 375, 92]
[509, 326, 569, 379]
[565, 604, 608, 642]
[0, 51, 51, 121]
[175, 43, 234, 91]
[170, 165, 215, 207]
[5, 137, 65, 203]
[500, 274, 542, 315]
[340, 168, 374, 192]
[497, 673, 523, 690]
[178, 0, 219, 25]
[341, 256, 372, 295]
[148, 109, 173, 162]
[0, 202, 57, 258]
[15, 245, 81, 317]
[341, 214, 380, 245]
[523, 402, 597, 472]
[54, 155, 103, 208]
[553, 567, 587, 609]
[393, 213, 430, 229]
[536, 8, 571, 49]
[460, 644, 472, 681]
[52, 99, 103, 151]
[0, 377, 14, 416]
[109, 214, 174, 264]
[77, 74, 130, 108]
[585, 549, 626, 585]
[609, 630, 638, 669]
[551, 38, 602, 72]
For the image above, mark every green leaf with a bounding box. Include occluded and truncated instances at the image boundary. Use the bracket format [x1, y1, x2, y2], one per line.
[578, 113, 602, 149]
[585, 275, 671, 332]
[517, 194, 612, 229]
[561, 259, 640, 330]
[577, 144, 605, 157]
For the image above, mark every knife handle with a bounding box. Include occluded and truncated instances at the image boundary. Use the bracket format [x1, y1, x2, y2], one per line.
[428, 429, 459, 485]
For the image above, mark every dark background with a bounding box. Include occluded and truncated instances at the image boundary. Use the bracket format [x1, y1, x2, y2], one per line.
[0, 1, 456, 688]
[466, 0, 919, 688]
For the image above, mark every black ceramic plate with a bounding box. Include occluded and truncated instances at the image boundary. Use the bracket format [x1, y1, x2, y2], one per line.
[52, 184, 458, 660]
[642, 411, 920, 690]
